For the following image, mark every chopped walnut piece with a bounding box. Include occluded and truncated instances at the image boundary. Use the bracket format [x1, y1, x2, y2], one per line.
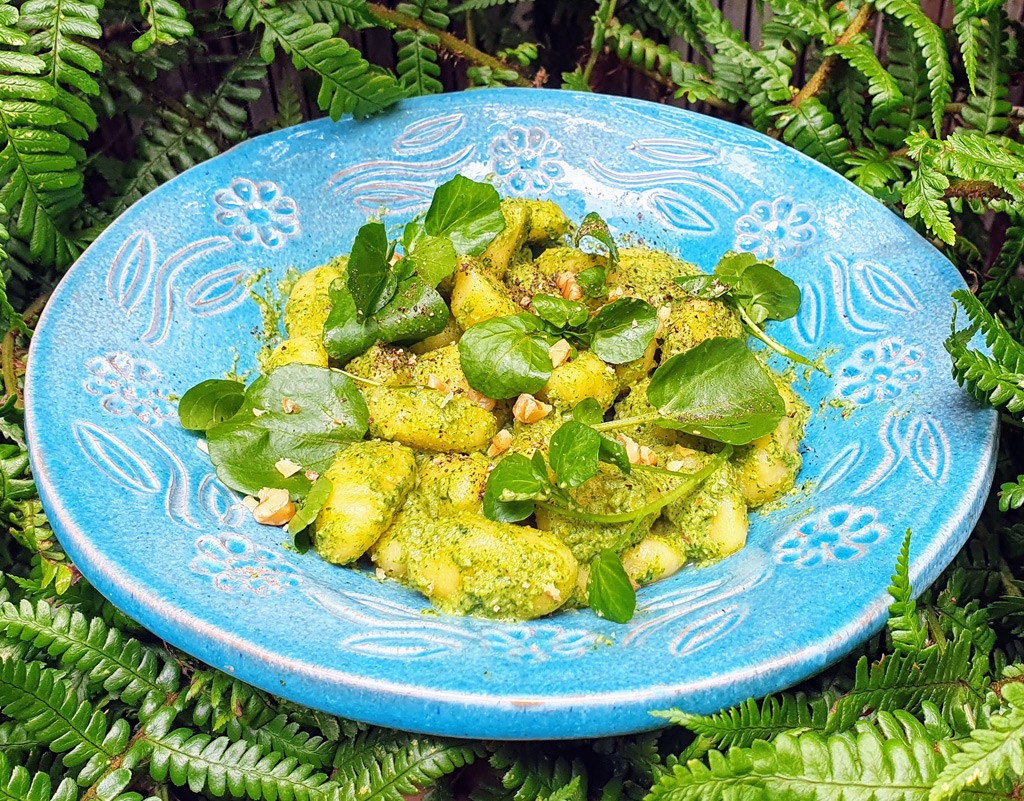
[666, 460, 686, 473]
[487, 429, 514, 457]
[513, 393, 553, 424]
[607, 287, 626, 301]
[657, 305, 672, 337]
[519, 295, 533, 308]
[425, 373, 451, 394]
[275, 458, 302, 478]
[548, 339, 571, 368]
[616, 434, 658, 466]
[555, 271, 583, 301]
[467, 388, 497, 411]
[253, 487, 296, 526]
[281, 397, 301, 414]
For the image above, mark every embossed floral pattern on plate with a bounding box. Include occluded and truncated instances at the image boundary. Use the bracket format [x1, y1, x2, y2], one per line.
[213, 178, 299, 248]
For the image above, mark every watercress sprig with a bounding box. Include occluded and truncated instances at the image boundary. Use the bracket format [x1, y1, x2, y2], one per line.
[674, 252, 821, 370]
[324, 176, 507, 363]
[459, 297, 659, 399]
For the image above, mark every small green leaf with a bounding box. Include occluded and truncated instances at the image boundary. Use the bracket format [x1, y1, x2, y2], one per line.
[575, 212, 620, 268]
[323, 281, 380, 363]
[598, 435, 631, 474]
[725, 262, 801, 324]
[576, 265, 608, 299]
[347, 222, 395, 317]
[572, 397, 605, 426]
[647, 338, 785, 445]
[403, 222, 458, 287]
[374, 274, 449, 344]
[482, 454, 545, 522]
[287, 475, 334, 539]
[587, 298, 659, 364]
[674, 274, 730, 300]
[207, 364, 369, 496]
[532, 294, 590, 329]
[458, 314, 554, 399]
[588, 549, 636, 623]
[424, 175, 506, 255]
[178, 379, 245, 431]
[549, 421, 602, 488]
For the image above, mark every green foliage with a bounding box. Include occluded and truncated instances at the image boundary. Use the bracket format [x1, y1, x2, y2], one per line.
[888, 529, 929, 654]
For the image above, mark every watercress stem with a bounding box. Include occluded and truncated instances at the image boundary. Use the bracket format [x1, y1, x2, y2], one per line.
[592, 413, 667, 432]
[736, 305, 824, 373]
[536, 447, 732, 524]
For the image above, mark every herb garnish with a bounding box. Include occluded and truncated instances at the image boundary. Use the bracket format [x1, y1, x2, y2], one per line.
[675, 251, 821, 370]
[588, 549, 636, 623]
[575, 211, 620, 269]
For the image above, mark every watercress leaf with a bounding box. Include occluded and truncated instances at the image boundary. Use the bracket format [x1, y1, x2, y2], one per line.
[347, 222, 395, 317]
[532, 293, 590, 329]
[674, 274, 730, 300]
[588, 549, 636, 623]
[574, 212, 620, 268]
[572, 397, 604, 426]
[286, 475, 333, 539]
[531, 450, 550, 481]
[713, 251, 760, 286]
[458, 314, 554, 399]
[323, 280, 381, 363]
[549, 421, 601, 488]
[647, 337, 785, 445]
[207, 364, 369, 496]
[404, 222, 458, 287]
[483, 454, 543, 522]
[376, 273, 450, 344]
[733, 262, 801, 324]
[178, 379, 245, 432]
[576, 265, 607, 299]
[587, 298, 659, 364]
[424, 175, 506, 256]
[598, 435, 631, 474]
[393, 257, 415, 281]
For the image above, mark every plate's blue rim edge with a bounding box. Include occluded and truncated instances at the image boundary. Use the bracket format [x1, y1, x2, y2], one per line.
[22, 88, 1002, 740]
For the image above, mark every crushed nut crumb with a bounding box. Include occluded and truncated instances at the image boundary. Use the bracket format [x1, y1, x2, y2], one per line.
[548, 339, 571, 368]
[253, 487, 296, 525]
[555, 271, 583, 301]
[512, 394, 553, 424]
[487, 429, 514, 457]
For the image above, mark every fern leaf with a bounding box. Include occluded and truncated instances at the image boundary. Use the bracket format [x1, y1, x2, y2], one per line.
[246, 715, 334, 769]
[902, 163, 955, 244]
[224, 0, 403, 119]
[873, 21, 932, 146]
[946, 288, 1024, 412]
[634, 0, 707, 60]
[768, 98, 848, 170]
[334, 730, 481, 801]
[0, 659, 130, 785]
[825, 41, 903, 122]
[655, 693, 830, 749]
[888, 529, 929, 654]
[397, 0, 449, 29]
[941, 130, 1024, 201]
[954, 0, 980, 94]
[148, 727, 338, 800]
[0, 598, 180, 715]
[285, 0, 374, 29]
[273, 77, 304, 129]
[605, 21, 714, 92]
[395, 29, 442, 96]
[844, 144, 909, 195]
[0, 721, 39, 755]
[450, 0, 515, 12]
[133, 0, 193, 52]
[0, 752, 76, 801]
[962, 11, 1010, 135]
[931, 683, 1024, 800]
[487, 748, 587, 801]
[876, 0, 952, 134]
[998, 476, 1024, 512]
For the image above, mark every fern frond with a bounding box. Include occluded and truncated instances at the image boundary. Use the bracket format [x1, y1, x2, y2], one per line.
[930, 682, 1024, 801]
[844, 144, 909, 195]
[395, 29, 442, 96]
[273, 77, 304, 129]
[0, 598, 180, 715]
[768, 98, 848, 170]
[941, 130, 1024, 201]
[888, 529, 929, 654]
[656, 693, 829, 749]
[397, 0, 449, 29]
[488, 748, 587, 801]
[334, 730, 482, 801]
[605, 21, 713, 92]
[0, 659, 130, 785]
[109, 58, 264, 215]
[998, 476, 1024, 512]
[876, 0, 952, 134]
[873, 21, 932, 146]
[17, 0, 104, 140]
[826, 40, 903, 122]
[827, 638, 987, 732]
[0, 721, 39, 755]
[247, 715, 334, 768]
[148, 727, 338, 800]
[902, 162, 955, 244]
[0, 752, 76, 801]
[634, 0, 706, 60]
[133, 0, 193, 52]
[450, 0, 515, 11]
[186, 670, 277, 735]
[285, 0, 374, 28]
[954, 0, 980, 94]
[961, 10, 1010, 135]
[946, 288, 1024, 412]
[224, 0, 403, 120]
[979, 220, 1024, 311]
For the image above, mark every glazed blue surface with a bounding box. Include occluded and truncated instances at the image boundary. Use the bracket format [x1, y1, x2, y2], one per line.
[25, 89, 997, 740]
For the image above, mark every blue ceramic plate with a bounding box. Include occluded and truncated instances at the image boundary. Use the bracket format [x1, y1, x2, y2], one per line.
[25, 89, 997, 740]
